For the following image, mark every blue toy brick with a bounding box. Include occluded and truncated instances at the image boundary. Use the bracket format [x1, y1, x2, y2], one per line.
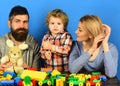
[3, 72, 16, 78]
[100, 76, 107, 81]
[14, 77, 21, 84]
[0, 80, 14, 85]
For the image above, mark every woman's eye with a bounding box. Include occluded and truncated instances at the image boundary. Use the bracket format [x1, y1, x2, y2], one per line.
[79, 29, 82, 32]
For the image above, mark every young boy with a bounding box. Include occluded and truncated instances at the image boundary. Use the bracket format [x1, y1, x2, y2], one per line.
[40, 9, 72, 72]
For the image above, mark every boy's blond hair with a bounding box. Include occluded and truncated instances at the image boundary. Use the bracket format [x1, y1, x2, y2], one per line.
[46, 9, 68, 32]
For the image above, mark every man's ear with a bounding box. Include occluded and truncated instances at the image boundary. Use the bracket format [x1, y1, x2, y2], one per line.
[8, 21, 11, 28]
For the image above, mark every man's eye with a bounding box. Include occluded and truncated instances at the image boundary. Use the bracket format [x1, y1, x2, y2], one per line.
[24, 21, 28, 24]
[15, 20, 20, 23]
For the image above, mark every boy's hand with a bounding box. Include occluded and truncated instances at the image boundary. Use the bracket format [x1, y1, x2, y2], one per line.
[42, 41, 52, 50]
[45, 51, 52, 60]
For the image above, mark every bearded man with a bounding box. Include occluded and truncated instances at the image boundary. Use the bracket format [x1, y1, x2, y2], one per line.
[0, 5, 42, 71]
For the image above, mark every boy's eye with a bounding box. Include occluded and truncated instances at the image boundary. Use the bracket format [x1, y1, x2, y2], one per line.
[58, 23, 61, 25]
[51, 22, 54, 24]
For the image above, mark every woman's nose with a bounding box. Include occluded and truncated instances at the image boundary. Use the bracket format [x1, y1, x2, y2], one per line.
[75, 29, 78, 34]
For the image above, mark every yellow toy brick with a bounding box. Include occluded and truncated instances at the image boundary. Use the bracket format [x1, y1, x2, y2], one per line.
[6, 74, 12, 80]
[20, 70, 47, 81]
[56, 79, 64, 86]
[51, 69, 61, 76]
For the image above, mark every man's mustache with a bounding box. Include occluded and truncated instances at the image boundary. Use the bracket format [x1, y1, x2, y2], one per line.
[16, 28, 27, 32]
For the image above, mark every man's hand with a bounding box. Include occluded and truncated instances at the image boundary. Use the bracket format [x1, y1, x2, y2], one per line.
[0, 62, 13, 70]
[22, 62, 29, 69]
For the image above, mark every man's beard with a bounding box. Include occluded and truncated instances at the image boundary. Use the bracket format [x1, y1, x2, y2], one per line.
[11, 28, 28, 42]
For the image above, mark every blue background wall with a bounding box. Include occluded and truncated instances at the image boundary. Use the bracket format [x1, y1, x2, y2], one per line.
[0, 0, 120, 79]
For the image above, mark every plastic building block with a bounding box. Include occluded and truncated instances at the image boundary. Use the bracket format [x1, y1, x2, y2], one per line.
[85, 72, 104, 86]
[38, 79, 51, 86]
[27, 67, 37, 71]
[24, 76, 32, 84]
[23, 76, 33, 86]
[86, 81, 101, 86]
[20, 70, 47, 81]
[56, 78, 64, 86]
[0, 70, 3, 75]
[32, 80, 36, 86]
[51, 69, 61, 76]
[41, 67, 52, 72]
[18, 80, 23, 86]
[6, 74, 12, 80]
[3, 72, 16, 78]
[14, 77, 21, 84]
[92, 72, 101, 75]
[0, 80, 14, 86]
[100, 75, 107, 81]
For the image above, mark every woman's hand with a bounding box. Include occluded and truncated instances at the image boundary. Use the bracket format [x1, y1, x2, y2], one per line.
[102, 24, 111, 52]
[102, 24, 111, 44]
[92, 34, 105, 49]
[88, 34, 104, 56]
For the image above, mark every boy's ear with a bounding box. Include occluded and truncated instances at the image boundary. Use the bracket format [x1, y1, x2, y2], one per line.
[8, 21, 10, 28]
[6, 39, 14, 47]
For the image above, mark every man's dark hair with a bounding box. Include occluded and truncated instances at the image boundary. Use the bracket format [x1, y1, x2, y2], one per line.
[9, 5, 29, 21]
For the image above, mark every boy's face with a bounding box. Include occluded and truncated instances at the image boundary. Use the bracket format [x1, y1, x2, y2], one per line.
[48, 16, 64, 37]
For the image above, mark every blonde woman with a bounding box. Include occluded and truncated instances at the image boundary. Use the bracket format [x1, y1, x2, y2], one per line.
[69, 15, 118, 78]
